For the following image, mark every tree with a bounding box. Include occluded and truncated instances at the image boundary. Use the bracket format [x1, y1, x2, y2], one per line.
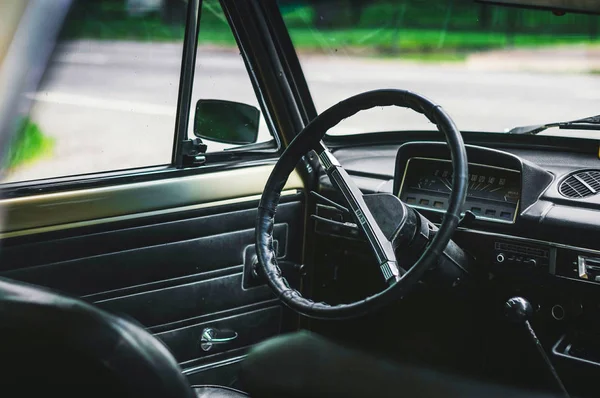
[161, 0, 187, 25]
[479, 4, 491, 29]
[313, 0, 368, 29]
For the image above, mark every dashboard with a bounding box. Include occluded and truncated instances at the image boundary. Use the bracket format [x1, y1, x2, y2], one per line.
[398, 157, 521, 223]
[314, 136, 600, 398]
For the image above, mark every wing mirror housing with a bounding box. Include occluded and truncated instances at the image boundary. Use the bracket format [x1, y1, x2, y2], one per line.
[193, 99, 260, 145]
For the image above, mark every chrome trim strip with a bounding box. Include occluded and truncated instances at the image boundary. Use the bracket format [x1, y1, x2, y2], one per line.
[0, 190, 299, 239]
[578, 256, 588, 279]
[182, 354, 246, 375]
[398, 157, 520, 224]
[0, 189, 298, 239]
[573, 174, 596, 194]
[0, 165, 303, 237]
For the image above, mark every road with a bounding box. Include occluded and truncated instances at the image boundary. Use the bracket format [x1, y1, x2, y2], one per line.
[6, 40, 600, 183]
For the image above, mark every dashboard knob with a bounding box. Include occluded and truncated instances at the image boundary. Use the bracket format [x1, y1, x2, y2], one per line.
[524, 258, 537, 267]
[551, 304, 565, 321]
[496, 253, 505, 263]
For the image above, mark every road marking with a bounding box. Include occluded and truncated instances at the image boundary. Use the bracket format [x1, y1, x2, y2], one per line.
[55, 52, 109, 65]
[27, 91, 176, 116]
[53, 50, 245, 70]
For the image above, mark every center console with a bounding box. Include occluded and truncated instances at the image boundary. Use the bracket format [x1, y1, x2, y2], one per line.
[452, 227, 600, 393]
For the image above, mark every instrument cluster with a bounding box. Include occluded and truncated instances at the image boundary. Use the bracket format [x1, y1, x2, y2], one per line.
[398, 157, 521, 223]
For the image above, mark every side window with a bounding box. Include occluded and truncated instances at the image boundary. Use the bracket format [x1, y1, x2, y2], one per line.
[4, 0, 187, 183]
[188, 0, 271, 152]
[3, 0, 271, 184]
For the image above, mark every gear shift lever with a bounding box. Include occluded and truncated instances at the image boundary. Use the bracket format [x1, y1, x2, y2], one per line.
[504, 297, 570, 398]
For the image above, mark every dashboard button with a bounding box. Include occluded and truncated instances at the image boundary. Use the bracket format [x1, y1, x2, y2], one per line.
[496, 253, 505, 263]
[419, 199, 429, 206]
[471, 207, 482, 214]
[485, 209, 497, 216]
[433, 201, 444, 209]
[500, 211, 512, 220]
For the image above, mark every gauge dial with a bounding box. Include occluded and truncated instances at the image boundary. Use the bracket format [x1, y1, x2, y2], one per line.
[398, 158, 520, 222]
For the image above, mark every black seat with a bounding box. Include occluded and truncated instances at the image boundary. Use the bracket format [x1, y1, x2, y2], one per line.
[241, 331, 560, 398]
[0, 277, 246, 398]
[0, 275, 561, 398]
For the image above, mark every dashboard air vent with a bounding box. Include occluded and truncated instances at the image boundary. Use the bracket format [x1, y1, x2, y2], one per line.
[559, 170, 600, 198]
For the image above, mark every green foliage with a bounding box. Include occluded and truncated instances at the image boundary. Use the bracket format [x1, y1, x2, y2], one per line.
[282, 1, 599, 35]
[57, 0, 600, 58]
[60, 0, 236, 44]
[5, 119, 54, 170]
[61, 1, 185, 41]
[286, 27, 593, 53]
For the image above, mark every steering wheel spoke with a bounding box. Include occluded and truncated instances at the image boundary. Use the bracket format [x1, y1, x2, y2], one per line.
[315, 142, 401, 285]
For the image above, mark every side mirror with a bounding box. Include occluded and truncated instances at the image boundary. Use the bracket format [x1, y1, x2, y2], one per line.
[194, 99, 260, 145]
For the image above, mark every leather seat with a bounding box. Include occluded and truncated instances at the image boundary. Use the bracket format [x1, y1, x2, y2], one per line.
[0, 276, 246, 398]
[193, 386, 247, 397]
[0, 276, 561, 398]
[241, 331, 560, 398]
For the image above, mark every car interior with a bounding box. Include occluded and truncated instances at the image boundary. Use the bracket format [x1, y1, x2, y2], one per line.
[1, 0, 600, 397]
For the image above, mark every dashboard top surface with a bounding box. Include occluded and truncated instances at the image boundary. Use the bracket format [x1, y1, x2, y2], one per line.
[323, 138, 600, 250]
[330, 143, 600, 179]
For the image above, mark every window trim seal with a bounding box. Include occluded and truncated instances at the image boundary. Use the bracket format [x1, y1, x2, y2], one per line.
[171, 0, 202, 168]
[258, 0, 317, 128]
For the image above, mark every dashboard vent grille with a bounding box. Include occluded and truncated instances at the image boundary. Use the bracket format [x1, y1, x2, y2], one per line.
[560, 170, 600, 198]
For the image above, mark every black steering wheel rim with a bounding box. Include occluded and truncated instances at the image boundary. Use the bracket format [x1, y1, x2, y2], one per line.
[256, 89, 468, 320]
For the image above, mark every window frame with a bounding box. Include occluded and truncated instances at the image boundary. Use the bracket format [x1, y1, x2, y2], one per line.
[259, 0, 318, 128]
[2, 0, 298, 198]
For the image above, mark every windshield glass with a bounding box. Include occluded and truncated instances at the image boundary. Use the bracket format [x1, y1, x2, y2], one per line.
[278, 0, 600, 137]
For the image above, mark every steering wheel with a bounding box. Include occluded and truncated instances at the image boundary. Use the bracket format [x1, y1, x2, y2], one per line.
[256, 89, 468, 320]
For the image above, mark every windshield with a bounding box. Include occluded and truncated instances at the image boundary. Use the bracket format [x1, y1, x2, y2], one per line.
[278, 0, 600, 138]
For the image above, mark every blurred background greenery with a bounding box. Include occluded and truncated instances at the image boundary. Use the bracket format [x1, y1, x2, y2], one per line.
[60, 0, 600, 55]
[5, 119, 54, 171]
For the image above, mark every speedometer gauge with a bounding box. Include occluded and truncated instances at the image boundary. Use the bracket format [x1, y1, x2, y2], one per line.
[398, 157, 521, 223]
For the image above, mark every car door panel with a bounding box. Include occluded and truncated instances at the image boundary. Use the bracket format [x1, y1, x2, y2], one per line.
[0, 166, 305, 387]
[93, 271, 274, 327]
[156, 305, 281, 364]
[1, 222, 289, 296]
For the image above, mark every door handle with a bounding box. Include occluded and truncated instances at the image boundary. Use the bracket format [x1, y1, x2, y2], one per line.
[200, 327, 238, 352]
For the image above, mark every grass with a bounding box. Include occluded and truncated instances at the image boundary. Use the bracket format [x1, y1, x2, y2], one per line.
[286, 27, 598, 53]
[5, 119, 54, 170]
[64, 18, 186, 42]
[63, 19, 600, 59]
[376, 51, 468, 63]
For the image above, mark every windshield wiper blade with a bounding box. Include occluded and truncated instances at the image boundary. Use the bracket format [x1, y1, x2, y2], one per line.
[507, 114, 600, 135]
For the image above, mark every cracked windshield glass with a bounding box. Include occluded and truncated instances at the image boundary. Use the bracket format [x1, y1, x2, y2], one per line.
[4, 0, 268, 183]
[278, 0, 600, 136]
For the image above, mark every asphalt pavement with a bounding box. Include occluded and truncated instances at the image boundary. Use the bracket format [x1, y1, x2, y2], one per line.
[6, 40, 600, 183]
